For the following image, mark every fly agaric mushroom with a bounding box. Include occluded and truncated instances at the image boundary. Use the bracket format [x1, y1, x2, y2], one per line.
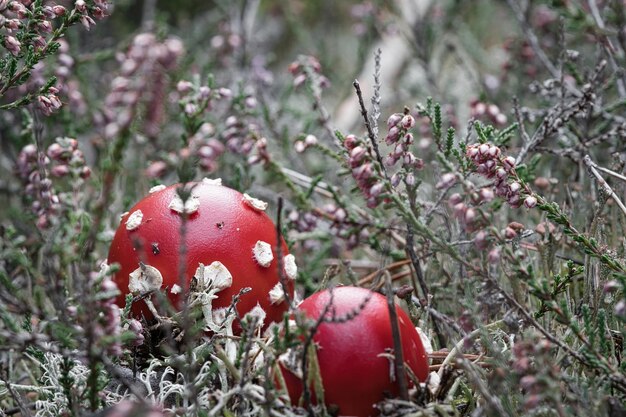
[279, 286, 428, 417]
[107, 179, 296, 331]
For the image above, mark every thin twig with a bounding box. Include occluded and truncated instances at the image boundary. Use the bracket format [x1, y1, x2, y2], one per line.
[353, 79, 388, 179]
[583, 154, 626, 217]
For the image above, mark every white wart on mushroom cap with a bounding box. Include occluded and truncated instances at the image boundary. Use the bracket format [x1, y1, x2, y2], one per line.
[128, 264, 163, 294]
[253, 240, 274, 267]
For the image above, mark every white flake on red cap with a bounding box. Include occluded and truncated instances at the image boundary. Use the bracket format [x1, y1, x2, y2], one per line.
[253, 241, 274, 267]
[125, 210, 143, 230]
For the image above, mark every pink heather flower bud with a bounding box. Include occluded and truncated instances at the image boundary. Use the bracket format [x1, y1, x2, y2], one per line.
[403, 133, 414, 145]
[52, 5, 66, 16]
[464, 208, 477, 224]
[473, 102, 486, 115]
[128, 319, 144, 347]
[504, 227, 517, 239]
[5, 19, 20, 31]
[401, 114, 415, 129]
[488, 146, 501, 158]
[386, 113, 403, 129]
[478, 188, 494, 202]
[343, 134, 358, 150]
[51, 165, 70, 177]
[369, 182, 384, 198]
[467, 146, 479, 158]
[474, 230, 489, 249]
[384, 154, 398, 167]
[80, 166, 91, 179]
[496, 168, 507, 179]
[304, 134, 318, 146]
[476, 163, 488, 175]
[403, 152, 417, 166]
[488, 247, 501, 264]
[495, 113, 507, 125]
[349, 145, 367, 163]
[524, 196, 537, 209]
[436, 172, 457, 189]
[33, 35, 46, 50]
[478, 143, 490, 156]
[509, 182, 521, 193]
[502, 156, 516, 171]
[293, 73, 306, 87]
[448, 193, 463, 206]
[405, 173, 416, 186]
[22, 144, 37, 158]
[353, 162, 372, 180]
[4, 35, 20, 56]
[453, 202, 466, 218]
[294, 141, 306, 153]
[334, 208, 347, 222]
[393, 142, 405, 157]
[9, 2, 27, 19]
[390, 172, 402, 188]
[487, 104, 500, 117]
[385, 126, 400, 145]
[508, 195, 521, 207]
[75, 0, 87, 13]
[145, 160, 168, 178]
[37, 20, 53, 33]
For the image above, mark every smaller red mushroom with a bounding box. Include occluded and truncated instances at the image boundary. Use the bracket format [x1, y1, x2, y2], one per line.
[279, 286, 429, 417]
[107, 179, 295, 332]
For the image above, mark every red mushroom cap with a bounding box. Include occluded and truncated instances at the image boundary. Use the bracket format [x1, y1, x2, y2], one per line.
[281, 286, 429, 417]
[107, 180, 294, 331]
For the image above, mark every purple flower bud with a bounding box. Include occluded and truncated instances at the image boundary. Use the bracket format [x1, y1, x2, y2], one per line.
[385, 126, 400, 145]
[478, 143, 490, 156]
[504, 227, 517, 239]
[487, 104, 500, 117]
[343, 134, 358, 150]
[508, 195, 521, 207]
[479, 188, 494, 202]
[495, 113, 507, 125]
[51, 165, 70, 177]
[403, 133, 414, 145]
[464, 208, 477, 224]
[384, 154, 398, 167]
[467, 146, 479, 158]
[401, 114, 415, 129]
[509, 182, 521, 193]
[436, 172, 457, 189]
[405, 173, 416, 186]
[488, 247, 501, 264]
[448, 193, 463, 206]
[386, 113, 402, 129]
[496, 168, 507, 179]
[4, 35, 21, 56]
[502, 156, 516, 171]
[523, 196, 537, 209]
[474, 231, 489, 249]
[369, 182, 385, 198]
[403, 152, 417, 166]
[390, 172, 402, 188]
[52, 5, 66, 16]
[294, 141, 306, 153]
[453, 202, 466, 218]
[393, 143, 405, 157]
[350, 146, 367, 163]
[304, 134, 318, 146]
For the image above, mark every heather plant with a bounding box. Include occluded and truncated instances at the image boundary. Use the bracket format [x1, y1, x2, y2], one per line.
[0, 1, 625, 417]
